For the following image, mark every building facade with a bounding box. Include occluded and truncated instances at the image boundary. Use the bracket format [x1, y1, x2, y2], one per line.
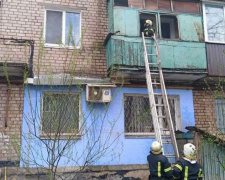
[1, 0, 225, 178]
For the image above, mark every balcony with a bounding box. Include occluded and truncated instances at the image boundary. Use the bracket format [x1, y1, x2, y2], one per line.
[106, 6, 207, 85]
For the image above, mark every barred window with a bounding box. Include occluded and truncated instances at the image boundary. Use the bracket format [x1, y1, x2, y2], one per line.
[41, 92, 80, 136]
[215, 98, 225, 133]
[124, 94, 181, 136]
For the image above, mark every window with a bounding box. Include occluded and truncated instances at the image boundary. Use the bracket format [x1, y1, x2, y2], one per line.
[115, 0, 200, 14]
[114, 0, 128, 7]
[44, 9, 81, 47]
[114, 0, 143, 8]
[124, 94, 181, 136]
[41, 92, 81, 137]
[215, 98, 225, 133]
[140, 13, 179, 39]
[160, 15, 179, 39]
[203, 4, 225, 43]
[140, 13, 157, 36]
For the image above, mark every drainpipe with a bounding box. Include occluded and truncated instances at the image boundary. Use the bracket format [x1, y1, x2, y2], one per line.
[9, 38, 34, 78]
[4, 85, 10, 128]
[0, 37, 34, 78]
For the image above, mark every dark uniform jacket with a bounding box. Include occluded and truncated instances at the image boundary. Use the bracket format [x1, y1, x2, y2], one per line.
[144, 24, 155, 37]
[173, 158, 203, 180]
[147, 152, 173, 180]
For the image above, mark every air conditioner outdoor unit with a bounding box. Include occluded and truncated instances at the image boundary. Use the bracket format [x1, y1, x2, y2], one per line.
[86, 84, 112, 103]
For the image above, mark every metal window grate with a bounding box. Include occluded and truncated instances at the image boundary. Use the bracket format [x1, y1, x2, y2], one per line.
[42, 92, 80, 134]
[124, 94, 180, 134]
[124, 95, 154, 133]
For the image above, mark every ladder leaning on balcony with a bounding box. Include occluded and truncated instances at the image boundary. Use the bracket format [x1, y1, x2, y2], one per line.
[142, 32, 179, 161]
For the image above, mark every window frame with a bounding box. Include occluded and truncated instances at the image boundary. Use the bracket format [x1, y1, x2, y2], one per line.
[44, 8, 82, 49]
[40, 91, 82, 139]
[114, 0, 201, 15]
[139, 12, 180, 40]
[203, 2, 225, 44]
[214, 98, 225, 133]
[124, 93, 182, 137]
[160, 14, 180, 40]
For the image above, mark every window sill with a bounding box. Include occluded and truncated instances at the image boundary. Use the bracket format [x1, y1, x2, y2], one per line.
[40, 133, 81, 140]
[125, 133, 155, 138]
[205, 40, 225, 44]
[44, 44, 81, 50]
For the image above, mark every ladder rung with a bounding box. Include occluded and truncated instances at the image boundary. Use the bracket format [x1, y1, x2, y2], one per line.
[164, 154, 176, 158]
[151, 72, 160, 75]
[152, 82, 160, 85]
[162, 140, 172, 144]
[156, 104, 164, 107]
[154, 93, 162, 96]
[161, 128, 170, 131]
[158, 116, 166, 119]
[146, 45, 156, 47]
[148, 54, 157, 56]
[149, 63, 158, 65]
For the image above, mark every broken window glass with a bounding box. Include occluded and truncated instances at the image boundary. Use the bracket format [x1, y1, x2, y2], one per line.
[205, 4, 225, 42]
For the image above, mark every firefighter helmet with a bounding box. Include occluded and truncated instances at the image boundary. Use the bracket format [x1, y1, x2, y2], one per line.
[151, 141, 162, 154]
[145, 19, 153, 26]
[183, 143, 197, 164]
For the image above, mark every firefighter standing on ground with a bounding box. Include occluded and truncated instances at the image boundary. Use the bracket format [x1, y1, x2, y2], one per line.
[144, 19, 155, 37]
[173, 143, 203, 180]
[147, 141, 173, 180]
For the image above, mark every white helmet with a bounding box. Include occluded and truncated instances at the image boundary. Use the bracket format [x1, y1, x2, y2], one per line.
[145, 19, 153, 26]
[151, 141, 162, 154]
[183, 143, 197, 164]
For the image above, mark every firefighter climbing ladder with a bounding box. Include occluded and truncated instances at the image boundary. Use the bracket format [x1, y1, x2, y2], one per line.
[142, 32, 179, 161]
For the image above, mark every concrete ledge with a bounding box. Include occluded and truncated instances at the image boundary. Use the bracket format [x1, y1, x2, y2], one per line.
[0, 164, 149, 180]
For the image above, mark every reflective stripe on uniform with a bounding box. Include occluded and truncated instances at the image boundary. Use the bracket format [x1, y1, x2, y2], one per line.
[158, 162, 161, 177]
[184, 166, 188, 180]
[198, 168, 203, 177]
[173, 176, 180, 180]
[175, 164, 183, 171]
[164, 166, 172, 172]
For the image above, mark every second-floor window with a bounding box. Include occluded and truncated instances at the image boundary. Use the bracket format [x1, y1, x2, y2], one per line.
[140, 13, 179, 40]
[44, 9, 81, 47]
[203, 3, 225, 43]
[114, 0, 200, 14]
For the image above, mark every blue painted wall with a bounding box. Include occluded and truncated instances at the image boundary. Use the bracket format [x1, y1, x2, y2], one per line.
[21, 85, 195, 167]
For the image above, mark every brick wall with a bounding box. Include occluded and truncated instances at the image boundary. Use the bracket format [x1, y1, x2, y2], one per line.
[0, 0, 108, 77]
[193, 90, 218, 135]
[0, 0, 108, 163]
[0, 84, 24, 162]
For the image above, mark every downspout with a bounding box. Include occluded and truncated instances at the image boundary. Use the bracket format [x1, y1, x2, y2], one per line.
[4, 85, 10, 128]
[9, 38, 34, 78]
[0, 37, 34, 78]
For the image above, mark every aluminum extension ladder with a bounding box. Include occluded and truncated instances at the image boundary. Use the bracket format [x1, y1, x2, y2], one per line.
[142, 32, 179, 161]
